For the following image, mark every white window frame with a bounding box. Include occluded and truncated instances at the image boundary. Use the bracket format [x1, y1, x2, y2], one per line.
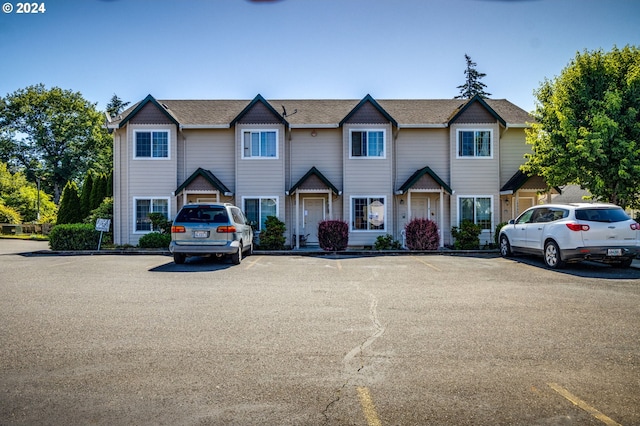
[133, 130, 170, 159]
[133, 197, 170, 233]
[349, 129, 386, 159]
[456, 129, 493, 159]
[242, 196, 279, 231]
[242, 129, 279, 159]
[350, 195, 386, 232]
[457, 195, 493, 231]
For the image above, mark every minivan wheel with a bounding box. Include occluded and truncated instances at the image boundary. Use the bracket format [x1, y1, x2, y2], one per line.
[231, 244, 242, 265]
[173, 253, 186, 265]
[544, 241, 565, 269]
[499, 235, 512, 257]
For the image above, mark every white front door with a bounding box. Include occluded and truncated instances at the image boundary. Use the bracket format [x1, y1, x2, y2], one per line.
[303, 198, 325, 244]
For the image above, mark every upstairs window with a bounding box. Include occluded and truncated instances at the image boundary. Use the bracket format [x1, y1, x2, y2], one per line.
[457, 130, 491, 158]
[135, 130, 169, 158]
[351, 130, 385, 158]
[243, 130, 278, 158]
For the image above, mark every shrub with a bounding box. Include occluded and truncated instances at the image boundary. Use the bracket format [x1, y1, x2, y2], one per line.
[57, 181, 83, 225]
[138, 232, 171, 248]
[259, 215, 286, 250]
[318, 220, 349, 251]
[405, 218, 440, 250]
[0, 204, 22, 224]
[49, 223, 100, 250]
[84, 197, 113, 244]
[451, 220, 482, 250]
[374, 234, 402, 250]
[148, 212, 171, 234]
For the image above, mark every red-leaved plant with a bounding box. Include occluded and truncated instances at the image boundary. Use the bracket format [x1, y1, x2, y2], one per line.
[404, 218, 439, 250]
[318, 220, 349, 251]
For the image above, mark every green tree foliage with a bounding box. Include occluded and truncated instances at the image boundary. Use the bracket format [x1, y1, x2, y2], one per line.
[80, 171, 94, 219]
[57, 181, 82, 224]
[259, 216, 286, 250]
[0, 84, 112, 202]
[0, 161, 56, 223]
[0, 203, 22, 224]
[455, 54, 491, 99]
[106, 94, 130, 119]
[90, 172, 108, 212]
[522, 46, 640, 209]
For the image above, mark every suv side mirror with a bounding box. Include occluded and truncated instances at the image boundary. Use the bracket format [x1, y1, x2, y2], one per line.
[508, 219, 515, 225]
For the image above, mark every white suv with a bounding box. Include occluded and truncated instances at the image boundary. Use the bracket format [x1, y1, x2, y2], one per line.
[499, 203, 639, 268]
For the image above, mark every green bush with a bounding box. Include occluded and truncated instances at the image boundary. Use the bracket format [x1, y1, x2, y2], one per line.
[405, 218, 439, 250]
[49, 223, 100, 250]
[148, 212, 171, 234]
[0, 203, 22, 224]
[259, 216, 286, 250]
[138, 232, 171, 248]
[451, 220, 482, 250]
[318, 220, 349, 251]
[374, 234, 402, 250]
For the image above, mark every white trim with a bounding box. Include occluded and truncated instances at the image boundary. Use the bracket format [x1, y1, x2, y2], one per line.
[241, 129, 280, 159]
[133, 196, 171, 234]
[455, 129, 494, 159]
[350, 195, 387, 232]
[349, 129, 387, 159]
[133, 129, 171, 160]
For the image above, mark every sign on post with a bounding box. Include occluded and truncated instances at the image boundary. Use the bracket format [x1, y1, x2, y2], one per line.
[95, 218, 111, 250]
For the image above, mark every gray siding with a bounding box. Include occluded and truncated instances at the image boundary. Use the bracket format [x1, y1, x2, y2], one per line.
[182, 129, 235, 191]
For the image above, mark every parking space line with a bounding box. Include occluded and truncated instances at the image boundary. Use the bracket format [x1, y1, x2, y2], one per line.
[410, 256, 442, 271]
[548, 383, 622, 426]
[357, 386, 382, 426]
[244, 256, 262, 269]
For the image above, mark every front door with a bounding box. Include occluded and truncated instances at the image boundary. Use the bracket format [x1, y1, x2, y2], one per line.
[303, 198, 325, 245]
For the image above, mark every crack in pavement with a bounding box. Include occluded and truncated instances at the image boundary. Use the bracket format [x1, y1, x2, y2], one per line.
[323, 278, 387, 425]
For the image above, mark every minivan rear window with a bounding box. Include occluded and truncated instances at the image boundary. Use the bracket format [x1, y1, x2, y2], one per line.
[175, 206, 228, 223]
[575, 208, 629, 223]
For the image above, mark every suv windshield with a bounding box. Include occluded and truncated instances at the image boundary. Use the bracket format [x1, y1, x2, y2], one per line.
[575, 207, 630, 223]
[175, 206, 229, 223]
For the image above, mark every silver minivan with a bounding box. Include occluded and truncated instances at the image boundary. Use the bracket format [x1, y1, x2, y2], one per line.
[169, 203, 253, 265]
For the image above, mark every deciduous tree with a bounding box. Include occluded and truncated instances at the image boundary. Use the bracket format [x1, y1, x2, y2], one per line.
[522, 46, 640, 209]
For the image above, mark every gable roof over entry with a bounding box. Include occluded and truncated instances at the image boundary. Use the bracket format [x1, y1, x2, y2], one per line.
[175, 168, 233, 196]
[287, 167, 341, 195]
[397, 166, 452, 195]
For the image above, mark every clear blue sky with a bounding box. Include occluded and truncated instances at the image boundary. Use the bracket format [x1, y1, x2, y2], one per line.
[1, 0, 639, 113]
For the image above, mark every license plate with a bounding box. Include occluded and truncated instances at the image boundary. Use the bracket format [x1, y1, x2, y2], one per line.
[194, 230, 209, 238]
[607, 248, 622, 256]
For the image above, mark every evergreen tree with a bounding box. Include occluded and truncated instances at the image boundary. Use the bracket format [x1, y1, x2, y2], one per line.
[90, 173, 107, 211]
[106, 94, 130, 118]
[57, 181, 82, 224]
[80, 171, 93, 218]
[455, 54, 492, 99]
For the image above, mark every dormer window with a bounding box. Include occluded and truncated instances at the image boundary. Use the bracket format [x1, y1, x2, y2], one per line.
[243, 130, 278, 159]
[457, 130, 492, 158]
[351, 130, 385, 158]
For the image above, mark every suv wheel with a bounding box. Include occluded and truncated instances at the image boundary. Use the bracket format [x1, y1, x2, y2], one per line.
[231, 244, 242, 265]
[544, 241, 565, 269]
[499, 235, 512, 257]
[173, 253, 186, 265]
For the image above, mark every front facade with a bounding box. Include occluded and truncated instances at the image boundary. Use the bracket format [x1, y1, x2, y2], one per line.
[108, 93, 549, 248]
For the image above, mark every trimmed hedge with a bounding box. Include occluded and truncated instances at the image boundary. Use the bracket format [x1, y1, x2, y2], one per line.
[138, 232, 171, 248]
[318, 220, 349, 251]
[49, 223, 100, 250]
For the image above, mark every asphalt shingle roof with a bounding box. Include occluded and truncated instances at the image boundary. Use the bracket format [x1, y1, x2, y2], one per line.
[110, 96, 532, 128]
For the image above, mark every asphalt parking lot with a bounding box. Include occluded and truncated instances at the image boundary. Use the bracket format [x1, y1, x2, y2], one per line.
[1, 239, 639, 425]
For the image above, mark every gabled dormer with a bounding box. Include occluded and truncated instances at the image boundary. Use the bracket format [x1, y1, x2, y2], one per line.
[117, 94, 180, 128]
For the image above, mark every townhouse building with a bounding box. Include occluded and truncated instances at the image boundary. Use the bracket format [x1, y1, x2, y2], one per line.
[107, 93, 552, 248]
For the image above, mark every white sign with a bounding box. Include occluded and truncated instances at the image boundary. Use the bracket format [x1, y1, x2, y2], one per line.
[95, 218, 111, 232]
